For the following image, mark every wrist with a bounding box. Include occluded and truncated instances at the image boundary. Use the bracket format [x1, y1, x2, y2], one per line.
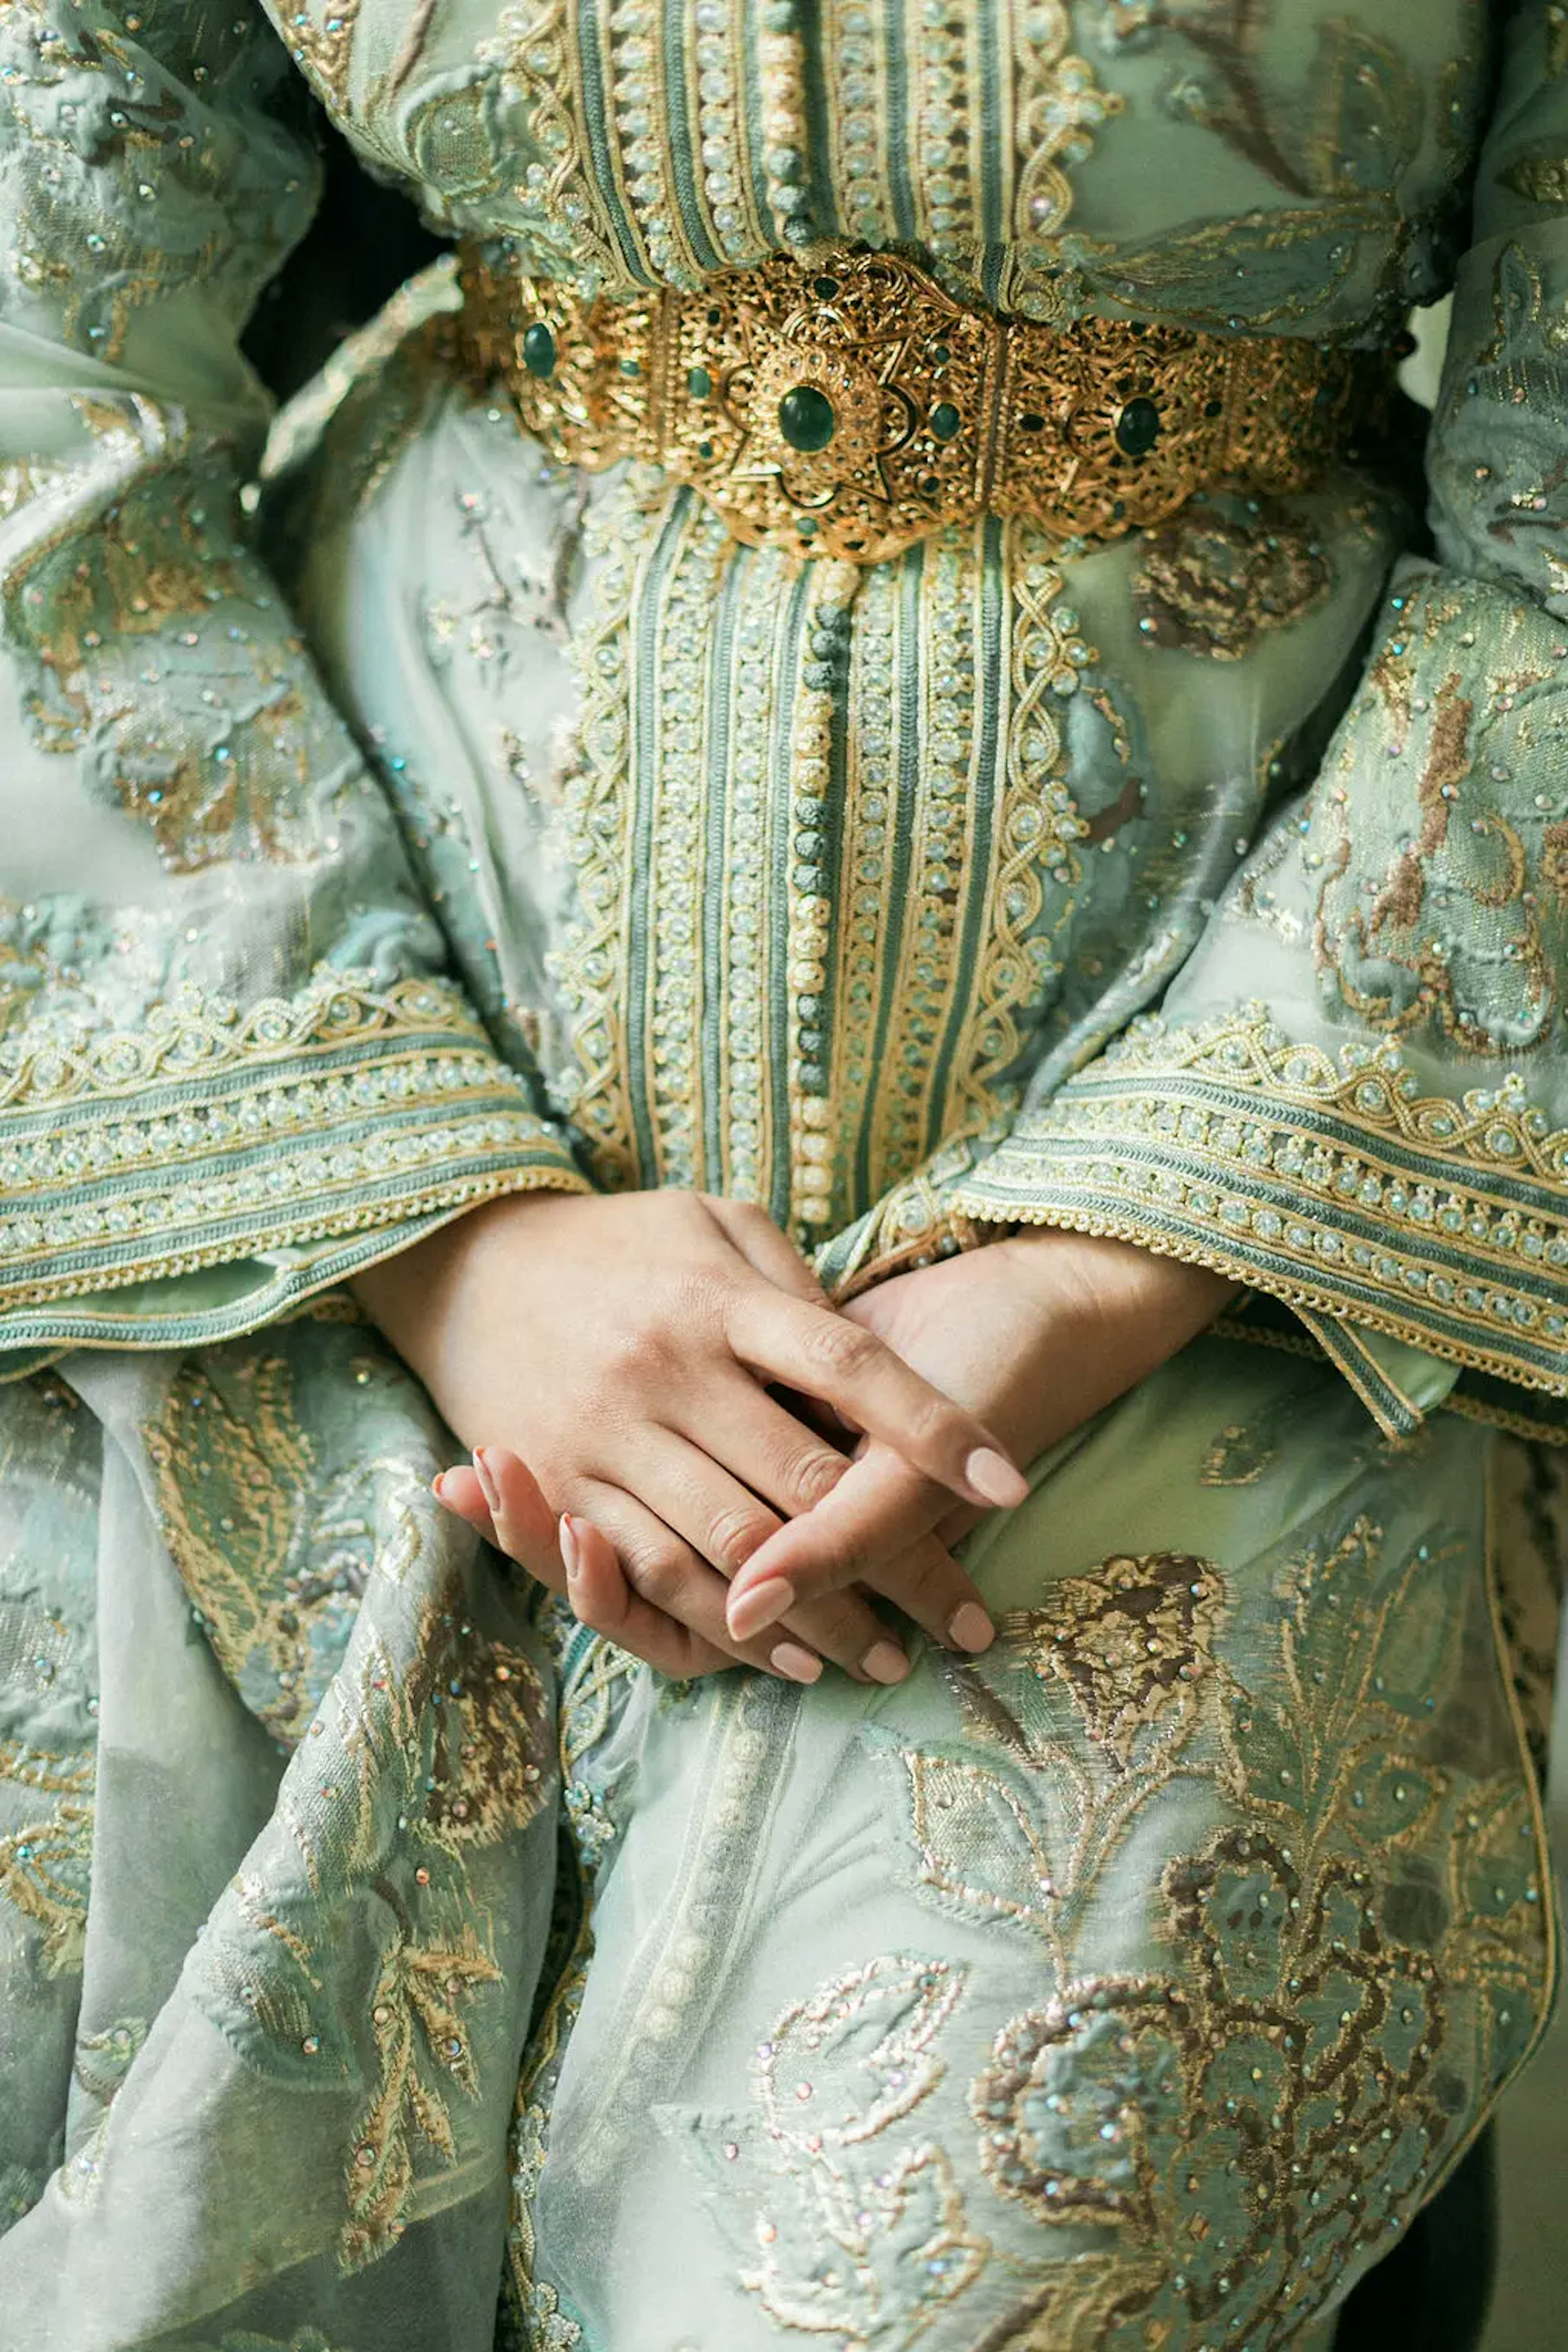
[993, 1225, 1239, 1336]
[351, 1188, 561, 1332]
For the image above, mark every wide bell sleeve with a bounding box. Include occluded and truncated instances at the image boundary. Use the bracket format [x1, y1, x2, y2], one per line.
[0, 2, 589, 1359]
[823, 0, 1568, 1436]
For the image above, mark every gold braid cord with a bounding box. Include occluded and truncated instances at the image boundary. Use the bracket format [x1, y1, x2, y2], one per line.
[454, 243, 1388, 566]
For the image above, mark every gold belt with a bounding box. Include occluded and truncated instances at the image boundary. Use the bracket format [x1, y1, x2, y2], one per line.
[454, 243, 1387, 568]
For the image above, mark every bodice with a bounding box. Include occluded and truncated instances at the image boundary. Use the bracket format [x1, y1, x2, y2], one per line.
[273, 2, 1490, 338]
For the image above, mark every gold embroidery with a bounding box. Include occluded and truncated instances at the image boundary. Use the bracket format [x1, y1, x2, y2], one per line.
[710, 1956, 989, 2343]
[873, 1487, 1557, 2348]
[1132, 504, 1333, 660]
[1501, 153, 1568, 206]
[344, 1924, 504, 2269]
[1490, 1438, 1566, 1787]
[0, 1741, 93, 1975]
[1000, 1553, 1225, 1769]
[0, 967, 585, 1316]
[1010, 5, 1124, 251]
[3, 972, 494, 1114]
[646, 503, 738, 1191]
[952, 525, 1091, 1138]
[491, 0, 633, 291]
[271, 0, 362, 117]
[551, 480, 650, 1189]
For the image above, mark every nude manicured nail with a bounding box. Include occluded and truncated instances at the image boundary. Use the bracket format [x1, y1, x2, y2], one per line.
[965, 1446, 1029, 1508]
[558, 1512, 580, 1581]
[948, 1601, 996, 1654]
[770, 1641, 823, 1685]
[860, 1639, 910, 1686]
[728, 1578, 795, 1641]
[472, 1449, 500, 1514]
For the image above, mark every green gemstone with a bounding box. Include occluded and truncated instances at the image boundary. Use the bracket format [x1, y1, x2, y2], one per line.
[778, 383, 837, 452]
[521, 321, 557, 380]
[930, 401, 962, 442]
[687, 365, 713, 399]
[1114, 395, 1161, 458]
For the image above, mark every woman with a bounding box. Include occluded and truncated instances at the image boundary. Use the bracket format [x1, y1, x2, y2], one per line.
[0, 2, 1563, 2345]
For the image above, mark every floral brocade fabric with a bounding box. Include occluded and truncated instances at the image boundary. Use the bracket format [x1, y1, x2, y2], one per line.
[0, 5, 1566, 2351]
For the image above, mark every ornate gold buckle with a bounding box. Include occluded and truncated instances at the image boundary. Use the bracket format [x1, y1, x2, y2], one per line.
[456, 244, 1379, 567]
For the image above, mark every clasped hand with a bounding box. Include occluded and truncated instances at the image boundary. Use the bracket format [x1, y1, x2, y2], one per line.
[353, 1189, 1235, 1687]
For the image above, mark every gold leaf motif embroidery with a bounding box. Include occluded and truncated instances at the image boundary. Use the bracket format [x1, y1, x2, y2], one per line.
[1000, 1552, 1225, 1768]
[144, 1351, 378, 1741]
[1501, 153, 1568, 206]
[0, 1741, 93, 1975]
[342, 1926, 504, 2271]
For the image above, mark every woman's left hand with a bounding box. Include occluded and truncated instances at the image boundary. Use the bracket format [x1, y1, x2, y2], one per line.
[723, 1232, 1238, 1646]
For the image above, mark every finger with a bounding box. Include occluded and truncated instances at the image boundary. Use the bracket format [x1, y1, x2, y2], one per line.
[726, 1444, 996, 1653]
[935, 1501, 986, 1551]
[558, 1508, 738, 1680]
[700, 1195, 829, 1304]
[468, 1447, 566, 1587]
[570, 1483, 826, 1686]
[625, 1427, 908, 1684]
[433, 1462, 495, 1540]
[722, 1288, 1029, 1512]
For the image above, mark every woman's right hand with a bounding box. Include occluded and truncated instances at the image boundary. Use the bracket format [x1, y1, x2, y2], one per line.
[352, 1189, 1025, 1687]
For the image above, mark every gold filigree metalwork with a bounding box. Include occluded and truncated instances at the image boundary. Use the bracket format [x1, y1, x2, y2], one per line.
[454, 243, 1387, 566]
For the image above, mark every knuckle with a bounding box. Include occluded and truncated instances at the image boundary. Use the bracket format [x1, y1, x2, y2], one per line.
[621, 1541, 686, 1607]
[806, 1313, 877, 1383]
[704, 1503, 776, 1572]
[789, 1447, 849, 1508]
[899, 1390, 952, 1452]
[599, 1322, 677, 1386]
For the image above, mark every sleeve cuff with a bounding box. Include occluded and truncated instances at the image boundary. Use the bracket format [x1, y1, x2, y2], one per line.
[0, 968, 590, 1351]
[948, 1008, 1568, 1405]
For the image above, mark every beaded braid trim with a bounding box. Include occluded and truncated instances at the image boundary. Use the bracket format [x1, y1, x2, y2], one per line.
[0, 972, 588, 1314]
[950, 1007, 1568, 1397]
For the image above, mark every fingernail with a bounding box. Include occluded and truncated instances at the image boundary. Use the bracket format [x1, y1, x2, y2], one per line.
[728, 1578, 795, 1642]
[558, 1512, 580, 1581]
[948, 1601, 996, 1654]
[432, 1471, 452, 1501]
[860, 1639, 910, 1686]
[770, 1641, 822, 1686]
[472, 1449, 500, 1514]
[965, 1446, 1029, 1508]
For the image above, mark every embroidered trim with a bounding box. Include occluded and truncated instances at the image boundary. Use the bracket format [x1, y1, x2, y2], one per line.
[272, 0, 363, 117]
[1005, 4, 1124, 292]
[0, 973, 587, 1313]
[953, 1008, 1568, 1395]
[550, 479, 649, 1189]
[492, 0, 631, 292]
